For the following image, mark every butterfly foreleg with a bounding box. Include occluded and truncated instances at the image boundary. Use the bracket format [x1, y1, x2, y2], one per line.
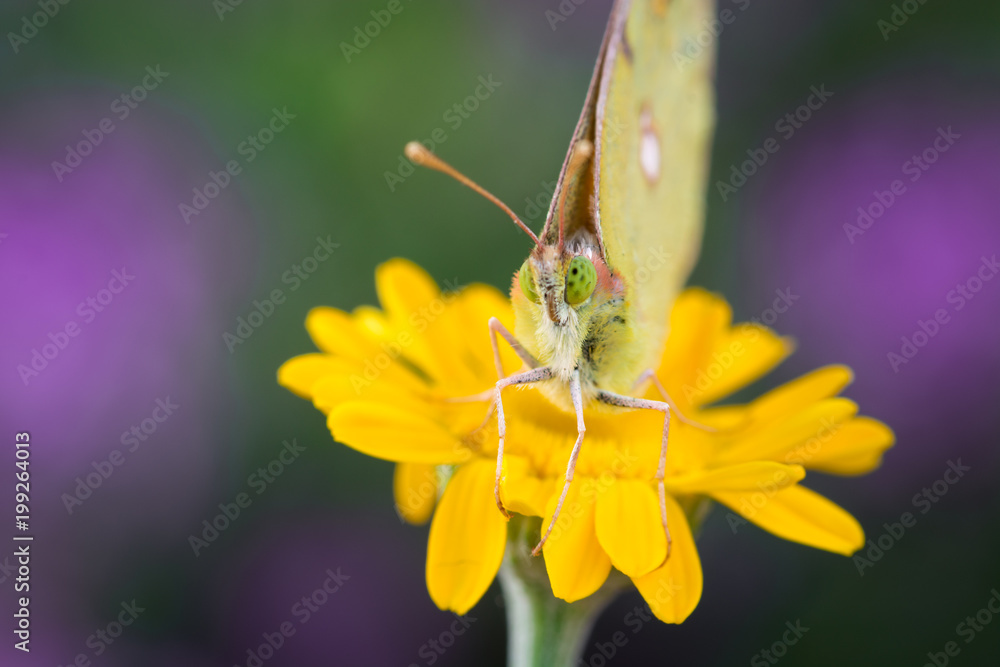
[632, 369, 715, 432]
[493, 366, 553, 519]
[489, 318, 546, 518]
[532, 368, 586, 556]
[597, 389, 673, 560]
[489, 316, 540, 380]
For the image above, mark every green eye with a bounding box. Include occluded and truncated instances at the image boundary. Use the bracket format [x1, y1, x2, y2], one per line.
[519, 260, 540, 303]
[565, 256, 597, 305]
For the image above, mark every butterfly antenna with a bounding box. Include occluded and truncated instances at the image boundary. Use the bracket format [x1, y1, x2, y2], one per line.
[557, 139, 594, 251]
[405, 142, 540, 246]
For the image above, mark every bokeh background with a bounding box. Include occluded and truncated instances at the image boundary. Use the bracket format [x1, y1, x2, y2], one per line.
[2, 0, 998, 665]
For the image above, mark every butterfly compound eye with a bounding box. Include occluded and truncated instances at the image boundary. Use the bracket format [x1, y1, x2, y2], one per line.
[519, 260, 540, 303]
[565, 256, 596, 305]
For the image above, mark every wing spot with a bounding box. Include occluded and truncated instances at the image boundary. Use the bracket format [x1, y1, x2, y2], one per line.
[639, 103, 660, 185]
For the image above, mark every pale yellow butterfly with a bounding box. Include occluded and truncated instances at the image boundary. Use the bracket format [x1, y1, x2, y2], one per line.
[406, 0, 716, 557]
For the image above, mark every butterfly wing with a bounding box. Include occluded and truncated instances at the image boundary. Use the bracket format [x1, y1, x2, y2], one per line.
[539, 0, 716, 372]
[595, 0, 716, 369]
[537, 7, 615, 250]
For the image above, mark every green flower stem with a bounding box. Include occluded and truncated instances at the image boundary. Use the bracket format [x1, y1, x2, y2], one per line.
[499, 516, 627, 667]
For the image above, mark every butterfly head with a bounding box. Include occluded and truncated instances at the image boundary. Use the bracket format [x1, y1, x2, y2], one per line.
[403, 141, 626, 380]
[515, 244, 618, 327]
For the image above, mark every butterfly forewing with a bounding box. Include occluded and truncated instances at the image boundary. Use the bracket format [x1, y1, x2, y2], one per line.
[595, 0, 716, 369]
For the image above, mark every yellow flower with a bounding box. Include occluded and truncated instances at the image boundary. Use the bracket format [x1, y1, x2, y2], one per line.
[278, 259, 894, 622]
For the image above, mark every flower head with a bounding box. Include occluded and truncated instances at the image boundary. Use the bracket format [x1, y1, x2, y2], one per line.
[279, 259, 893, 622]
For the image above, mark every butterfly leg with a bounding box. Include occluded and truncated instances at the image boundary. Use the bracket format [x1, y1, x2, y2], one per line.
[494, 366, 553, 519]
[632, 369, 715, 432]
[489, 316, 540, 379]
[597, 389, 673, 560]
[532, 368, 585, 556]
[489, 317, 544, 518]
[446, 315, 537, 406]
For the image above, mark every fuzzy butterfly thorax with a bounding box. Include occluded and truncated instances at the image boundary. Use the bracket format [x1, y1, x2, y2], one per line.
[512, 243, 645, 411]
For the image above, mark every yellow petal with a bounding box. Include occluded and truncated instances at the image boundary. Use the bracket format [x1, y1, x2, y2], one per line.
[783, 417, 895, 475]
[668, 462, 805, 495]
[657, 289, 730, 411]
[454, 284, 522, 378]
[329, 403, 470, 464]
[594, 479, 667, 577]
[315, 352, 432, 396]
[750, 365, 854, 422]
[810, 450, 886, 476]
[500, 456, 552, 518]
[419, 293, 482, 390]
[684, 405, 750, 433]
[352, 304, 391, 339]
[711, 398, 859, 467]
[375, 258, 446, 378]
[633, 494, 703, 623]
[693, 324, 792, 407]
[305, 307, 382, 358]
[311, 375, 432, 417]
[426, 459, 507, 615]
[542, 478, 612, 602]
[713, 484, 864, 555]
[376, 258, 442, 320]
[391, 281, 509, 394]
[657, 289, 792, 409]
[277, 354, 341, 398]
[394, 463, 437, 525]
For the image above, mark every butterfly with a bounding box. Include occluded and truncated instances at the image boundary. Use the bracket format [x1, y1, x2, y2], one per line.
[405, 0, 715, 557]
